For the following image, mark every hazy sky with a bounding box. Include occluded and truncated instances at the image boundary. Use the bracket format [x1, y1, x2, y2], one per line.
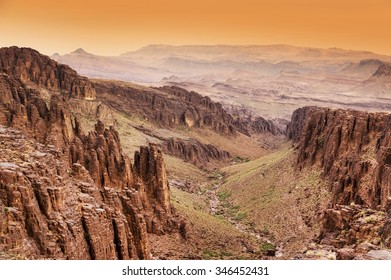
[0, 0, 390, 56]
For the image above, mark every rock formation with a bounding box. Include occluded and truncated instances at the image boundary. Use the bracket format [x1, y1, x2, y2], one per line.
[93, 81, 280, 136]
[371, 63, 391, 78]
[162, 137, 231, 167]
[287, 106, 390, 207]
[0, 47, 179, 259]
[287, 106, 391, 254]
[0, 47, 96, 100]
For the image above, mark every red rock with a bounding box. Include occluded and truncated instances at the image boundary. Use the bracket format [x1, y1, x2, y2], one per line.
[93, 81, 281, 136]
[287, 106, 390, 208]
[287, 107, 391, 250]
[162, 137, 231, 167]
[0, 47, 181, 260]
[0, 47, 96, 100]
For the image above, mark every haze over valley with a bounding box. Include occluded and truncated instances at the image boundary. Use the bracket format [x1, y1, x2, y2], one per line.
[53, 45, 391, 120]
[1, 0, 391, 261]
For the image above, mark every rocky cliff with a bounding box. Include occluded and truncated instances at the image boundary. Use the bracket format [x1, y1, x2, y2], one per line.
[162, 137, 231, 167]
[371, 63, 391, 78]
[287, 106, 391, 253]
[287, 106, 390, 208]
[0, 48, 179, 259]
[0, 47, 96, 100]
[94, 81, 280, 136]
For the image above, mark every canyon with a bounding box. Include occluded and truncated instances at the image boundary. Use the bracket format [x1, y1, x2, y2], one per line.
[1, 46, 390, 260]
[0, 48, 180, 259]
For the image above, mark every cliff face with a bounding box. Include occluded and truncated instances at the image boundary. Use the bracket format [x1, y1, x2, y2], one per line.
[287, 106, 391, 252]
[94, 81, 280, 136]
[287, 106, 390, 208]
[0, 49, 177, 259]
[0, 47, 96, 100]
[162, 137, 231, 167]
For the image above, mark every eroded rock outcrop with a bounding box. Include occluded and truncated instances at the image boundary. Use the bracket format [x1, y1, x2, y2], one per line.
[287, 106, 391, 255]
[287, 106, 390, 208]
[0, 47, 96, 100]
[162, 137, 231, 167]
[0, 48, 178, 260]
[371, 63, 391, 78]
[94, 81, 280, 136]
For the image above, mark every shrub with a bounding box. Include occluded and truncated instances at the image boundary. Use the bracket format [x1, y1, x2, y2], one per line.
[217, 190, 231, 200]
[234, 211, 247, 221]
[260, 242, 276, 255]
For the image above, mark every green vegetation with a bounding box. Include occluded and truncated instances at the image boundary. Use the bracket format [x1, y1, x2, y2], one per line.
[260, 242, 276, 255]
[232, 156, 250, 163]
[217, 143, 330, 256]
[208, 170, 224, 180]
[317, 135, 324, 147]
[234, 211, 247, 221]
[171, 186, 260, 259]
[201, 249, 233, 259]
[216, 190, 231, 200]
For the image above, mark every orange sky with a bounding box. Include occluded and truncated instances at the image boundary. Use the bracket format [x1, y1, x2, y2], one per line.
[0, 0, 390, 56]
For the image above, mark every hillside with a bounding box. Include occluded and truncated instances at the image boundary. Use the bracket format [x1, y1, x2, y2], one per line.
[1, 46, 391, 260]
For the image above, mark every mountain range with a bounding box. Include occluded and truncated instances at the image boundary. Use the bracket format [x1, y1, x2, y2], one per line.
[0, 46, 390, 260]
[52, 45, 391, 120]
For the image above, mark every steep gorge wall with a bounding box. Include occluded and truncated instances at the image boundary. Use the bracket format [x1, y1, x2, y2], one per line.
[0, 50, 178, 259]
[287, 106, 391, 250]
[287, 106, 390, 208]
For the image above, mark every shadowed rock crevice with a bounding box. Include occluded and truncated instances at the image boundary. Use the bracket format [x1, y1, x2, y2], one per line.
[81, 216, 95, 260]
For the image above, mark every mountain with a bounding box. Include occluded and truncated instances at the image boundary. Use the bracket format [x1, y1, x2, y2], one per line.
[0, 47, 180, 259]
[0, 46, 96, 99]
[52, 48, 170, 83]
[120, 44, 389, 64]
[52, 45, 391, 120]
[2, 46, 391, 260]
[372, 63, 391, 78]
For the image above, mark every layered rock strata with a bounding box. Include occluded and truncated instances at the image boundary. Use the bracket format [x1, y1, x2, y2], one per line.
[0, 47, 95, 100]
[94, 81, 280, 136]
[287, 106, 391, 254]
[162, 137, 231, 167]
[0, 48, 178, 259]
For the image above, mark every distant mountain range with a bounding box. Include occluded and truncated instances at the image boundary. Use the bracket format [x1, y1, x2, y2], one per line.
[51, 44, 391, 119]
[52, 45, 391, 83]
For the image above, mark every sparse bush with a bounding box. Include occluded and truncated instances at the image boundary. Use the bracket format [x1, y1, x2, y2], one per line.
[260, 242, 276, 255]
[201, 249, 219, 259]
[217, 190, 231, 200]
[209, 170, 223, 180]
[317, 135, 324, 147]
[232, 156, 250, 163]
[234, 211, 247, 221]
